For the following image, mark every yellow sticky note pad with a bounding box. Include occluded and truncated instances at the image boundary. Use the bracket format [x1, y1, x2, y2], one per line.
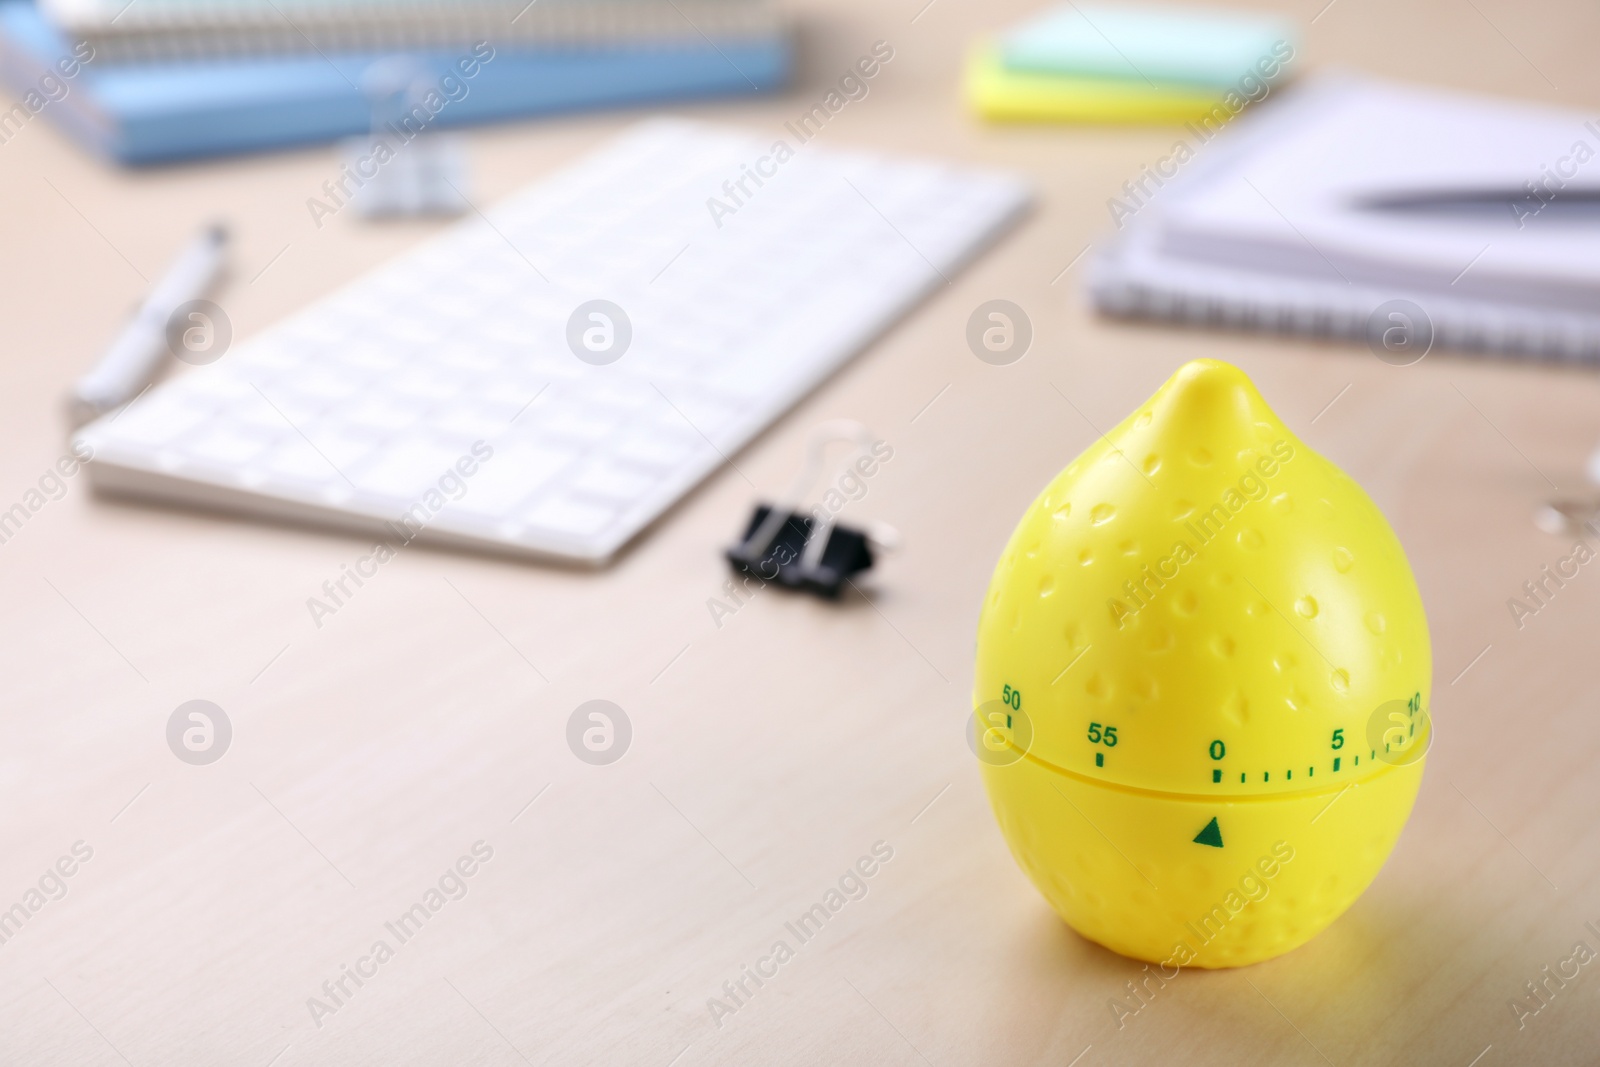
[965, 45, 1233, 125]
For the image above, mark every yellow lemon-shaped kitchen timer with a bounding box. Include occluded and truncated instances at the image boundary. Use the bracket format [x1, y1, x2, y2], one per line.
[974, 359, 1430, 969]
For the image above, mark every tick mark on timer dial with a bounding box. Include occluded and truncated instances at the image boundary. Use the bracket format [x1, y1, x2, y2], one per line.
[1085, 719, 1118, 769]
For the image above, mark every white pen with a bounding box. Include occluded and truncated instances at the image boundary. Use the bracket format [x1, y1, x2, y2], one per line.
[69, 222, 229, 426]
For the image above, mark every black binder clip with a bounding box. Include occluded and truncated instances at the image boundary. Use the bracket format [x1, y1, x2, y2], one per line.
[725, 421, 898, 599]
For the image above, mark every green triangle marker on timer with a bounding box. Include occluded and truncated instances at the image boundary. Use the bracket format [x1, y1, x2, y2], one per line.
[1193, 818, 1224, 848]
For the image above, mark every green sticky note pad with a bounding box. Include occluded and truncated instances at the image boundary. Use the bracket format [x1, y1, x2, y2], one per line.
[1000, 3, 1297, 90]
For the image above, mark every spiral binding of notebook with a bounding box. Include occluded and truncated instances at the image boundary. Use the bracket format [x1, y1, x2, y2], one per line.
[40, 0, 780, 61]
[1092, 234, 1600, 362]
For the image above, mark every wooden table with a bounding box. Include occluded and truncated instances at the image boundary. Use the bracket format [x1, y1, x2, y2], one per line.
[2, 0, 1598, 1062]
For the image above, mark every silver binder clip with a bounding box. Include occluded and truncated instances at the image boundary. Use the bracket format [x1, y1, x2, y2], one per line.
[343, 58, 470, 221]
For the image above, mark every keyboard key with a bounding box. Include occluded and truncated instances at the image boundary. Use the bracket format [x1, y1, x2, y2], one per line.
[262, 439, 343, 487]
[109, 394, 209, 446]
[565, 459, 660, 505]
[611, 422, 705, 471]
[432, 403, 515, 441]
[310, 430, 380, 471]
[651, 386, 741, 438]
[180, 368, 257, 404]
[529, 403, 619, 445]
[289, 367, 365, 403]
[349, 440, 465, 498]
[522, 494, 616, 538]
[183, 425, 274, 467]
[342, 397, 423, 434]
[452, 441, 578, 518]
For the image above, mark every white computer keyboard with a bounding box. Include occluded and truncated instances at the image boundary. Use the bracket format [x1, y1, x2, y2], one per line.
[75, 119, 1030, 563]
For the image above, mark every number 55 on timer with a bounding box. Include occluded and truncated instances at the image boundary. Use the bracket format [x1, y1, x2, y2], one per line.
[972, 360, 1431, 968]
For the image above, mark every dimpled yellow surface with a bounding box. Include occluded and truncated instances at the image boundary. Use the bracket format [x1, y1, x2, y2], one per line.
[973, 359, 1431, 968]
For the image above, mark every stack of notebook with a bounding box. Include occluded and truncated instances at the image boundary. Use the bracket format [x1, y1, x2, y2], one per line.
[966, 2, 1296, 125]
[0, 0, 789, 163]
[1090, 74, 1600, 361]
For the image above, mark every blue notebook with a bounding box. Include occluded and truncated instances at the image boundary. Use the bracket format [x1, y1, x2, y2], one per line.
[0, 1, 788, 164]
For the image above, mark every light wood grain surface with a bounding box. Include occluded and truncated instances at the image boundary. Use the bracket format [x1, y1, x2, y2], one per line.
[3, 0, 1599, 1063]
